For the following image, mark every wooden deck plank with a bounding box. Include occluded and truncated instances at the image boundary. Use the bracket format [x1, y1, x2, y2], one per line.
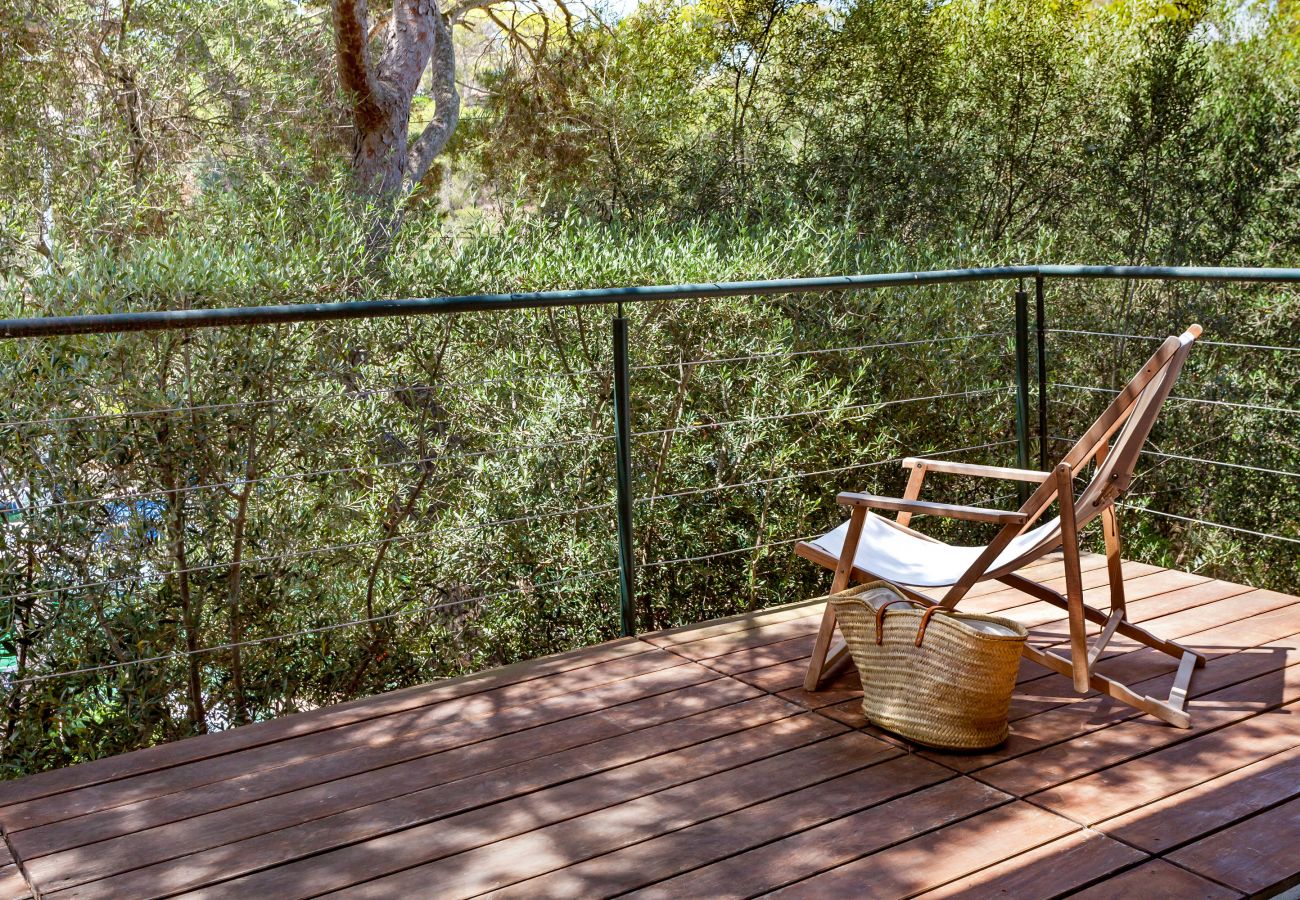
[952, 553, 1112, 609]
[485, 754, 955, 899]
[0, 866, 29, 900]
[826, 572, 1242, 707]
[1016, 571, 1246, 649]
[319, 731, 900, 900]
[965, 555, 1146, 608]
[908, 830, 1145, 899]
[728, 562, 1178, 695]
[1010, 593, 1298, 714]
[705, 630, 826, 675]
[922, 602, 1300, 773]
[1068, 859, 1243, 899]
[1017, 585, 1283, 671]
[764, 801, 1079, 898]
[659, 610, 824, 662]
[817, 597, 1300, 766]
[0, 560, 1294, 899]
[149, 712, 852, 894]
[1003, 576, 1257, 685]
[1097, 745, 1300, 854]
[32, 694, 817, 894]
[1065, 588, 1298, 656]
[0, 843, 26, 900]
[608, 778, 1012, 900]
[774, 667, 868, 713]
[1031, 705, 1300, 824]
[14, 670, 746, 859]
[0, 636, 661, 810]
[975, 668, 1300, 798]
[643, 599, 824, 647]
[2, 651, 715, 839]
[1167, 796, 1300, 896]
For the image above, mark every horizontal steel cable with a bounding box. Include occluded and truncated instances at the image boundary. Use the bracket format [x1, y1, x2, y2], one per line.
[0, 367, 607, 431]
[1050, 382, 1300, 416]
[640, 440, 1019, 566]
[971, 491, 1019, 509]
[630, 332, 1010, 373]
[1117, 504, 1300, 545]
[2, 567, 619, 688]
[0, 501, 615, 604]
[1, 333, 1005, 431]
[1047, 328, 1300, 354]
[1045, 435, 1300, 480]
[10, 370, 1004, 518]
[640, 534, 813, 570]
[632, 387, 1010, 440]
[642, 460, 897, 504]
[10, 433, 614, 517]
[641, 439, 1018, 504]
[643, 484, 1300, 570]
[10, 438, 1017, 605]
[4, 365, 1003, 519]
[1139, 449, 1300, 481]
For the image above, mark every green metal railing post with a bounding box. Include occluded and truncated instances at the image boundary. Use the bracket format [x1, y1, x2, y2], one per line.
[612, 306, 637, 637]
[1035, 275, 1048, 470]
[1013, 282, 1032, 504]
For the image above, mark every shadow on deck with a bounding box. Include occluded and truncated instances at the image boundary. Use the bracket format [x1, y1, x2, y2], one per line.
[1, 552, 1298, 898]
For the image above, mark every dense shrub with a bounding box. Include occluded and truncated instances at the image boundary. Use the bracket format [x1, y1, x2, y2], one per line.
[0, 0, 1296, 775]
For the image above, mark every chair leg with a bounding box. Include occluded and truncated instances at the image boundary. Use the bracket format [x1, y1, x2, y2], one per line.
[1101, 505, 1127, 615]
[803, 506, 866, 692]
[1001, 572, 1208, 668]
[1020, 644, 1193, 729]
[1055, 464, 1091, 693]
[1088, 608, 1124, 667]
[994, 569, 1206, 725]
[1095, 443, 1127, 616]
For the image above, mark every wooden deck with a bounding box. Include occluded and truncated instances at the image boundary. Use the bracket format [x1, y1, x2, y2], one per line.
[2, 552, 1299, 899]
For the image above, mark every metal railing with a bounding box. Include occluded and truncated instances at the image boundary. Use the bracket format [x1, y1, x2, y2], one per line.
[0, 264, 1297, 699]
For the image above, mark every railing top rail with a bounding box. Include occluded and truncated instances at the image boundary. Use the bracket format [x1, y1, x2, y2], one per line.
[2, 265, 1299, 339]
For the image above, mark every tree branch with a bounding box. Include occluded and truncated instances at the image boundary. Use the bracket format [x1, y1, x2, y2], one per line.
[333, 0, 391, 128]
[405, 9, 460, 190]
[444, 0, 504, 24]
[379, 0, 440, 100]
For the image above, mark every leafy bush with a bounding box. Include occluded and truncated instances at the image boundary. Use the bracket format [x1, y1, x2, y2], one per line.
[0, 0, 1297, 775]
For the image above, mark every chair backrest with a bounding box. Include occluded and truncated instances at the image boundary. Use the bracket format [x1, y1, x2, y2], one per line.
[1073, 327, 1199, 517]
[995, 325, 1201, 570]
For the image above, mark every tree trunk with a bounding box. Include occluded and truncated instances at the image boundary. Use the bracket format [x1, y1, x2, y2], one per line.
[225, 443, 258, 727]
[333, 0, 461, 249]
[162, 450, 207, 735]
[155, 338, 207, 735]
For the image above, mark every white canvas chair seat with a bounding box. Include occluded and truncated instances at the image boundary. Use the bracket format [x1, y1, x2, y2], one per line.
[807, 513, 1061, 588]
[798, 325, 1208, 729]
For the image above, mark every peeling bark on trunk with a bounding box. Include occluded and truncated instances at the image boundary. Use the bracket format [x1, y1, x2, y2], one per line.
[333, 0, 461, 249]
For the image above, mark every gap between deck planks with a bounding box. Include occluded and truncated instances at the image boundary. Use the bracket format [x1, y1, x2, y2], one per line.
[0, 554, 1295, 899]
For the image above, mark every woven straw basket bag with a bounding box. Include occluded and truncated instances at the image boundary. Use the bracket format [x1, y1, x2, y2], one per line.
[829, 581, 1028, 750]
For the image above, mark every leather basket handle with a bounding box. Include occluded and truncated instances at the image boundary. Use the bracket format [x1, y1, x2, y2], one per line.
[873, 598, 949, 648]
[874, 598, 920, 645]
[915, 605, 948, 647]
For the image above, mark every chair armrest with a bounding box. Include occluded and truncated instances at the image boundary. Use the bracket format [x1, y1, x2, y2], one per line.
[901, 457, 1049, 483]
[837, 491, 1029, 525]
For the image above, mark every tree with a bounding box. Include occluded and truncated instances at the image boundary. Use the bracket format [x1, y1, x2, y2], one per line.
[332, 0, 574, 246]
[333, 1, 462, 201]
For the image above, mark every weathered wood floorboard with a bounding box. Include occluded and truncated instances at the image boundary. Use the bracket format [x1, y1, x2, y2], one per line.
[0, 557, 1295, 899]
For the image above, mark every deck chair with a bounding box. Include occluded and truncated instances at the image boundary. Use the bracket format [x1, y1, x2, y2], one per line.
[796, 325, 1205, 728]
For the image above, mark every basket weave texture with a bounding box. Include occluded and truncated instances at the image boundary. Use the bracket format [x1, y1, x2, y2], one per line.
[829, 581, 1028, 750]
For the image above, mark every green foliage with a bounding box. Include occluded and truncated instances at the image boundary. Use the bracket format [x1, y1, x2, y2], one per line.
[0, 0, 1297, 777]
[474, 0, 1300, 263]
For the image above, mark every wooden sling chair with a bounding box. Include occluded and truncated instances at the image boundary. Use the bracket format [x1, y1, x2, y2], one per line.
[796, 324, 1205, 728]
